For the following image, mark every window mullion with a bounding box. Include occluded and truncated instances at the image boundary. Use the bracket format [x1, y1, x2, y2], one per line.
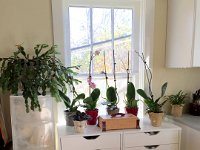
[90, 7, 94, 76]
[111, 8, 114, 74]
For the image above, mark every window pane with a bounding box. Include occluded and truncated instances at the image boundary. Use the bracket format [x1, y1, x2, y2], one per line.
[69, 7, 90, 48]
[114, 37, 131, 73]
[93, 42, 112, 74]
[114, 9, 132, 38]
[71, 48, 90, 74]
[93, 8, 111, 43]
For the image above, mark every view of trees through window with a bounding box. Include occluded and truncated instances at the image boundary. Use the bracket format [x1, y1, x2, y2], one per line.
[70, 7, 133, 75]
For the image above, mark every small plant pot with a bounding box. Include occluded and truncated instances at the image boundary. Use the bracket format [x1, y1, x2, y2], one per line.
[64, 111, 76, 126]
[125, 107, 138, 116]
[73, 120, 87, 133]
[107, 107, 119, 115]
[189, 103, 200, 116]
[171, 105, 184, 117]
[85, 109, 98, 125]
[148, 112, 164, 127]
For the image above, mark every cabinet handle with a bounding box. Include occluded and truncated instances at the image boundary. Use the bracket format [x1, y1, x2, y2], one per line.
[83, 135, 100, 140]
[144, 131, 160, 136]
[144, 145, 159, 149]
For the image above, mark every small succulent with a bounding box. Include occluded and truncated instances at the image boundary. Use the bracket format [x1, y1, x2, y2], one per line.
[166, 90, 187, 105]
[73, 111, 90, 121]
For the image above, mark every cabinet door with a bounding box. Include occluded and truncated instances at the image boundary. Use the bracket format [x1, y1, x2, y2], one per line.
[125, 144, 178, 150]
[193, 0, 200, 66]
[166, 0, 195, 68]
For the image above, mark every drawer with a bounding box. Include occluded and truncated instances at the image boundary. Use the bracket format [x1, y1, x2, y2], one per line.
[125, 144, 178, 150]
[60, 133, 120, 150]
[124, 130, 179, 147]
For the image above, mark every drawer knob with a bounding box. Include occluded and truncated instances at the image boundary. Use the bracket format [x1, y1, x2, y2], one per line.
[144, 145, 159, 149]
[83, 135, 100, 140]
[144, 131, 160, 136]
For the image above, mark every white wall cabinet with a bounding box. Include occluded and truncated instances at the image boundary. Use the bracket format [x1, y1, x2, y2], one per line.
[166, 0, 200, 68]
[57, 119, 181, 150]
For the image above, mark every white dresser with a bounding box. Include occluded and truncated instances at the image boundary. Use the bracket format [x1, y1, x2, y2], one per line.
[57, 118, 181, 150]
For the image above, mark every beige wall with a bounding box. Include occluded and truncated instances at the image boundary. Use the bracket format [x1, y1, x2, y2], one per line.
[0, 0, 53, 57]
[0, 0, 53, 141]
[153, 0, 200, 113]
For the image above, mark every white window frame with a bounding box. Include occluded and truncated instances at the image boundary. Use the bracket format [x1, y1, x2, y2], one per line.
[51, 0, 155, 123]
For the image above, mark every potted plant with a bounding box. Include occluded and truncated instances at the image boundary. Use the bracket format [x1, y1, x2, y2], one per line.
[0, 44, 79, 112]
[166, 90, 187, 117]
[125, 82, 139, 116]
[59, 90, 85, 126]
[136, 52, 168, 127]
[102, 50, 119, 115]
[190, 89, 200, 116]
[83, 88, 100, 125]
[0, 44, 79, 149]
[73, 111, 90, 133]
[124, 51, 139, 116]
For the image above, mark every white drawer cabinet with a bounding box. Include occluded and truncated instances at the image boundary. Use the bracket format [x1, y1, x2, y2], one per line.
[57, 119, 181, 150]
[60, 134, 120, 150]
[125, 144, 178, 150]
[124, 130, 179, 147]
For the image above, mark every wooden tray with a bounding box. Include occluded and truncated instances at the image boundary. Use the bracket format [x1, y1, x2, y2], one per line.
[98, 113, 140, 131]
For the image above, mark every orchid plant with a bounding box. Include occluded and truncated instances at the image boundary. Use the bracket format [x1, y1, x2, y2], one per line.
[87, 50, 100, 92]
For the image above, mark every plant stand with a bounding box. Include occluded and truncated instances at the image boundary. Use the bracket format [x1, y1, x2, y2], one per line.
[10, 95, 55, 150]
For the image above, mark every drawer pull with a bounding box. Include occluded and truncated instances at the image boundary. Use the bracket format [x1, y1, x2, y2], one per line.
[144, 131, 160, 136]
[83, 135, 100, 140]
[144, 145, 159, 149]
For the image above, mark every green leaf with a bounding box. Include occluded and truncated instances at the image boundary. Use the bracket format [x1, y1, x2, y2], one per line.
[161, 82, 168, 97]
[137, 89, 151, 100]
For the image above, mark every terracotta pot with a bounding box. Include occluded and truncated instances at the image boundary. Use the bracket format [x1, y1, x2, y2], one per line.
[171, 105, 183, 117]
[148, 112, 164, 127]
[64, 111, 76, 126]
[125, 107, 138, 116]
[85, 109, 98, 125]
[73, 120, 87, 133]
[107, 107, 119, 115]
[189, 103, 200, 116]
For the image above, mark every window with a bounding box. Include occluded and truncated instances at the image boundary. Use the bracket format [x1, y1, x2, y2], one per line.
[69, 7, 133, 75]
[52, 0, 146, 123]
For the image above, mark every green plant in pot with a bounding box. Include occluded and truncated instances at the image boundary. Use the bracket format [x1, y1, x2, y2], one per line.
[102, 50, 119, 115]
[59, 90, 85, 126]
[125, 82, 139, 116]
[73, 111, 90, 133]
[166, 90, 187, 117]
[0, 44, 79, 112]
[106, 86, 119, 115]
[83, 88, 100, 125]
[136, 52, 168, 127]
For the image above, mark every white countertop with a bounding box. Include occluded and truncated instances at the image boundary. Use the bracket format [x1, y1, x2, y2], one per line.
[166, 114, 200, 131]
[57, 117, 181, 137]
